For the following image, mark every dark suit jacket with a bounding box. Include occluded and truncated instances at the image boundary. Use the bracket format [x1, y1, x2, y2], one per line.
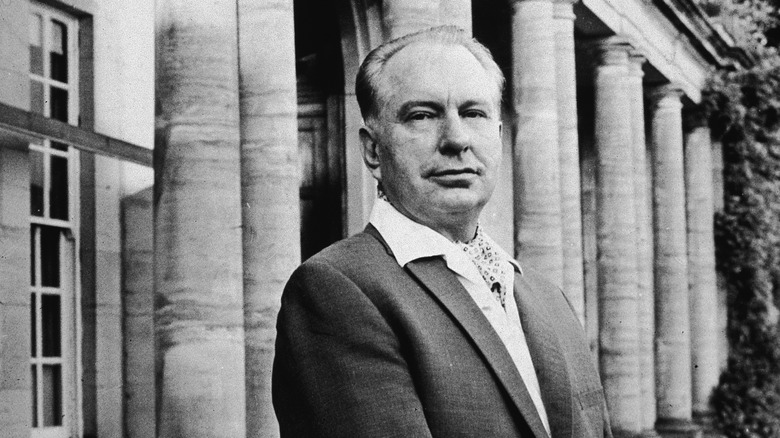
[273, 226, 611, 437]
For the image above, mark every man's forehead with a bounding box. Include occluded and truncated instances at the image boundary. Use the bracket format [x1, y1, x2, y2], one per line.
[384, 41, 477, 76]
[376, 42, 498, 107]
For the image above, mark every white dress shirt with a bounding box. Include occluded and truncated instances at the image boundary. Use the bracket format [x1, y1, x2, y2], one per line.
[369, 199, 551, 434]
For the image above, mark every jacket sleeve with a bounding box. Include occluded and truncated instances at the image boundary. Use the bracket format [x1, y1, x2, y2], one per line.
[272, 259, 434, 438]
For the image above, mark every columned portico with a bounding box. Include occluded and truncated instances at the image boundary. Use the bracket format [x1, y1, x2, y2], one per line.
[554, 0, 585, 323]
[0, 0, 754, 437]
[651, 85, 701, 438]
[684, 118, 720, 434]
[510, 0, 564, 285]
[592, 38, 642, 437]
[628, 52, 659, 438]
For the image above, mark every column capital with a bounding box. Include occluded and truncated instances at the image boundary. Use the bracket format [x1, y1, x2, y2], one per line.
[582, 36, 646, 66]
[628, 50, 646, 78]
[591, 36, 633, 67]
[650, 84, 685, 107]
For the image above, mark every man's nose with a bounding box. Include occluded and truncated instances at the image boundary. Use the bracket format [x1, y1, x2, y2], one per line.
[438, 114, 471, 155]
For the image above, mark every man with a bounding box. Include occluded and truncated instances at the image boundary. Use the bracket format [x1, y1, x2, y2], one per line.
[273, 26, 611, 437]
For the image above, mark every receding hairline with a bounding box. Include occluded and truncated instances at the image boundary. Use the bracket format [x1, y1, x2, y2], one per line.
[356, 26, 505, 124]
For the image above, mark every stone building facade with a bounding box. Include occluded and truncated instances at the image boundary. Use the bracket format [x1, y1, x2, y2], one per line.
[0, 0, 747, 437]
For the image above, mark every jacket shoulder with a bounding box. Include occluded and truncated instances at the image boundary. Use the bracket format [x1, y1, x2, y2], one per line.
[311, 231, 386, 261]
[289, 231, 400, 288]
[303, 231, 391, 272]
[519, 267, 582, 317]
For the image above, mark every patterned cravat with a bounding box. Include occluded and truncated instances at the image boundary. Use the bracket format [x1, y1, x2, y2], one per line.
[456, 226, 512, 308]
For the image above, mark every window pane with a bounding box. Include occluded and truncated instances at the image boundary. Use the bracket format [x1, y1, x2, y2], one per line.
[31, 366, 38, 428]
[30, 293, 37, 357]
[50, 155, 69, 220]
[49, 87, 68, 122]
[41, 294, 61, 357]
[30, 228, 37, 286]
[29, 14, 43, 75]
[30, 150, 44, 217]
[51, 141, 68, 152]
[40, 227, 60, 287]
[30, 80, 44, 115]
[42, 365, 62, 426]
[50, 20, 68, 83]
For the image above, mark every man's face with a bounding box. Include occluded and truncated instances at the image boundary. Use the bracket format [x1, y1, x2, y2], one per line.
[361, 42, 503, 239]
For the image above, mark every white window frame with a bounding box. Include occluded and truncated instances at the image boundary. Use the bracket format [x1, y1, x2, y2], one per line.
[29, 2, 82, 438]
[29, 226, 78, 438]
[29, 2, 80, 126]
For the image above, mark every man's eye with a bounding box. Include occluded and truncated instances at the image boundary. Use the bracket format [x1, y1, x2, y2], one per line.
[408, 112, 434, 121]
[463, 110, 487, 118]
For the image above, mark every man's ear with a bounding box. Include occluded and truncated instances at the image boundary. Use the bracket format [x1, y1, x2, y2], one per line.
[359, 126, 382, 180]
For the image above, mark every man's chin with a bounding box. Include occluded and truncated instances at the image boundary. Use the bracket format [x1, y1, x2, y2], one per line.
[429, 193, 487, 214]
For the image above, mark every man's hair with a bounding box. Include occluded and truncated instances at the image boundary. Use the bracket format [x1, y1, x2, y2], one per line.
[355, 25, 505, 124]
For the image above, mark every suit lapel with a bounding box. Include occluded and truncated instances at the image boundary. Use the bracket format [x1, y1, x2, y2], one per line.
[406, 257, 551, 438]
[514, 274, 573, 437]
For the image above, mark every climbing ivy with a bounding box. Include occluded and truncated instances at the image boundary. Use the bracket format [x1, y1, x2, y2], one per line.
[704, 60, 780, 437]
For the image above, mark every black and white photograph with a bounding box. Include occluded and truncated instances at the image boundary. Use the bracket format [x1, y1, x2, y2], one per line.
[1, 0, 779, 437]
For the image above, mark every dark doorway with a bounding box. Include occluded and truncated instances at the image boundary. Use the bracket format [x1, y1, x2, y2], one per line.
[295, 0, 346, 260]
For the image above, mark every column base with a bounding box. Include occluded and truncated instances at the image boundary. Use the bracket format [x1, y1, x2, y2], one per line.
[640, 429, 662, 438]
[656, 419, 703, 438]
[693, 412, 724, 438]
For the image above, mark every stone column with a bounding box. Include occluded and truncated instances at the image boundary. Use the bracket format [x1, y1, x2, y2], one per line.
[710, 140, 729, 373]
[154, 1, 246, 436]
[628, 52, 659, 438]
[122, 188, 155, 438]
[440, 0, 472, 34]
[0, 1, 33, 434]
[510, 0, 564, 284]
[94, 156, 124, 437]
[593, 38, 642, 437]
[382, 0, 440, 40]
[684, 118, 720, 431]
[381, 0, 472, 41]
[236, 1, 300, 437]
[0, 148, 32, 437]
[651, 85, 701, 438]
[554, 0, 584, 323]
[711, 140, 724, 213]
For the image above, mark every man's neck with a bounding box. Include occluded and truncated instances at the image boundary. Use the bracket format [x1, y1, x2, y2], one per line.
[384, 198, 479, 243]
[436, 221, 478, 243]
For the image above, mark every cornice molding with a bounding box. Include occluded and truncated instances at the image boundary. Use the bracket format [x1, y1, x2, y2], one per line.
[652, 0, 754, 69]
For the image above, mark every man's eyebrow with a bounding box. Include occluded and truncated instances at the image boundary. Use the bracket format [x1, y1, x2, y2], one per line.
[460, 98, 494, 108]
[397, 100, 443, 116]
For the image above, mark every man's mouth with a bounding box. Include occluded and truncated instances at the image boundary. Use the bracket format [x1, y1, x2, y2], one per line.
[428, 168, 480, 187]
[429, 168, 479, 177]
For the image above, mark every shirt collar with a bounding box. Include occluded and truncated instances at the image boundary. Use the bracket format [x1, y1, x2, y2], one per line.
[368, 198, 522, 274]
